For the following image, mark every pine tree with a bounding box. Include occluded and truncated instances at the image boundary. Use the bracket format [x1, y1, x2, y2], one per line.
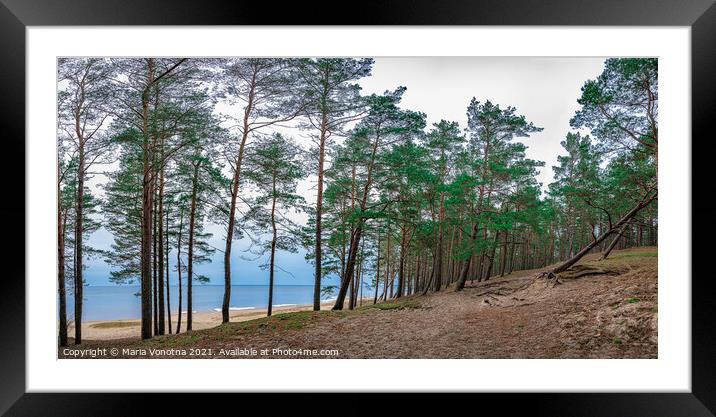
[219, 58, 307, 323]
[58, 57, 115, 344]
[454, 98, 542, 291]
[296, 58, 374, 311]
[332, 87, 426, 309]
[244, 133, 306, 316]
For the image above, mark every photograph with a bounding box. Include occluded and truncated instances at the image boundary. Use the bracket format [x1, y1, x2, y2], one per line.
[55, 56, 658, 359]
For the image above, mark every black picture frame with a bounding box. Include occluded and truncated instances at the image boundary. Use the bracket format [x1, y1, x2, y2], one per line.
[2, 0, 714, 415]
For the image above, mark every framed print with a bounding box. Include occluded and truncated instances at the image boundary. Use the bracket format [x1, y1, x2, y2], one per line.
[2, 0, 715, 415]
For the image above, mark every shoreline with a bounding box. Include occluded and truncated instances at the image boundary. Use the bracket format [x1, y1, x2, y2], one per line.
[73, 298, 370, 340]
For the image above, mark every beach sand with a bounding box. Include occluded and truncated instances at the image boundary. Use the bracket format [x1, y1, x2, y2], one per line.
[72, 299, 358, 340]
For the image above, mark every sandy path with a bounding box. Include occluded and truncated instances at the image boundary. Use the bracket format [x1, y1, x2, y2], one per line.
[250, 254, 657, 358]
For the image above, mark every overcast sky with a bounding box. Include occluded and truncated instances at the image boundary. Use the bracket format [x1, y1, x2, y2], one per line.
[83, 57, 606, 287]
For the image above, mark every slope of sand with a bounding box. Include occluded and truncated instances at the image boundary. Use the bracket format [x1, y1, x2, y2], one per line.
[75, 300, 351, 340]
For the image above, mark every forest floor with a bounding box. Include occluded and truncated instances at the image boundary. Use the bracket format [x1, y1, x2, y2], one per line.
[59, 247, 657, 359]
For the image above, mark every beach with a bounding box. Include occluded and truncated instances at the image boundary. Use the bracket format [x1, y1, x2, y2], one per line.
[72, 299, 359, 340]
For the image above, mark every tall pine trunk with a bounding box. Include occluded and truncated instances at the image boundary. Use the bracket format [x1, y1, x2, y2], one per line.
[176, 209, 184, 334]
[165, 207, 172, 334]
[267, 175, 278, 317]
[74, 133, 85, 344]
[313, 117, 328, 311]
[382, 224, 391, 301]
[396, 224, 407, 298]
[499, 231, 508, 277]
[157, 159, 165, 335]
[373, 231, 380, 304]
[139, 59, 155, 340]
[152, 186, 158, 336]
[187, 162, 200, 331]
[57, 189, 68, 346]
[222, 74, 256, 323]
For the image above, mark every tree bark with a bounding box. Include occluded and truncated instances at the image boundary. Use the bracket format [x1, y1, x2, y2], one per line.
[484, 229, 500, 281]
[455, 223, 479, 291]
[74, 124, 85, 345]
[187, 162, 200, 331]
[313, 115, 329, 311]
[139, 59, 155, 340]
[373, 231, 380, 305]
[152, 185, 159, 336]
[267, 174, 277, 317]
[157, 151, 165, 335]
[382, 224, 391, 301]
[499, 231, 508, 277]
[165, 207, 172, 334]
[359, 258, 364, 306]
[433, 193, 446, 291]
[600, 220, 631, 260]
[57, 190, 68, 346]
[176, 209, 184, 334]
[396, 224, 407, 298]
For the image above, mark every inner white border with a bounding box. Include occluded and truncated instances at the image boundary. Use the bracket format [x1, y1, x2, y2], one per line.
[27, 27, 690, 392]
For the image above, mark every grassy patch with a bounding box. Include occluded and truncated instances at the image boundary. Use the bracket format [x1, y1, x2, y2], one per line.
[174, 333, 202, 346]
[274, 311, 314, 321]
[223, 310, 321, 334]
[272, 311, 316, 330]
[329, 310, 352, 318]
[613, 337, 623, 345]
[141, 331, 203, 348]
[90, 321, 139, 329]
[626, 297, 641, 303]
[369, 298, 421, 311]
[613, 252, 657, 258]
[285, 320, 303, 329]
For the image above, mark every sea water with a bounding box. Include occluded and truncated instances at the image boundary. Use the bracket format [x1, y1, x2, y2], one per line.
[64, 285, 346, 321]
